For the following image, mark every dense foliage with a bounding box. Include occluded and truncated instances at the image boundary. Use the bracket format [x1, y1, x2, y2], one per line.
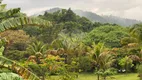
[0, 1, 142, 80]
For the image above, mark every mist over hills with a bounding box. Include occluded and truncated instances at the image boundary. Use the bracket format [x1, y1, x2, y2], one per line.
[33, 8, 141, 26]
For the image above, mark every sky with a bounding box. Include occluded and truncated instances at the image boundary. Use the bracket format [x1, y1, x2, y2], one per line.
[2, 0, 142, 20]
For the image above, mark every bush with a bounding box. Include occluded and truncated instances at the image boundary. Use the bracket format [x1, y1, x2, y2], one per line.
[9, 42, 28, 51]
[5, 50, 29, 61]
[137, 64, 142, 80]
[78, 56, 93, 72]
[28, 63, 47, 80]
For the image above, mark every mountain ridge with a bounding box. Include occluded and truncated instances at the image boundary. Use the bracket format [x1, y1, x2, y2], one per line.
[33, 7, 141, 26]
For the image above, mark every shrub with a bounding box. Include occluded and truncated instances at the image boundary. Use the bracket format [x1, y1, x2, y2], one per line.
[78, 56, 93, 72]
[137, 64, 142, 80]
[5, 50, 29, 61]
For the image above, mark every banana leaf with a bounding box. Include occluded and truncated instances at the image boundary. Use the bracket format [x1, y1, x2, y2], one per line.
[0, 56, 40, 80]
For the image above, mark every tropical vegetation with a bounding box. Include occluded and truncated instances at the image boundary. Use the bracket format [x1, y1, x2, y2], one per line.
[0, 1, 142, 80]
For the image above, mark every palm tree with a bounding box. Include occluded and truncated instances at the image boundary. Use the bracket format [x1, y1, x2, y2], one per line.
[27, 41, 47, 55]
[92, 43, 115, 80]
[51, 33, 87, 63]
[92, 43, 104, 80]
[130, 24, 142, 43]
[26, 41, 48, 64]
[99, 53, 115, 80]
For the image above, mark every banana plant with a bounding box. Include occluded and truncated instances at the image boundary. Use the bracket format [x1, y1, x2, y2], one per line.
[0, 17, 51, 80]
[0, 72, 23, 80]
[0, 1, 52, 32]
[0, 39, 40, 80]
[0, 1, 53, 80]
[0, 17, 52, 32]
[0, 56, 40, 80]
[0, 2, 24, 22]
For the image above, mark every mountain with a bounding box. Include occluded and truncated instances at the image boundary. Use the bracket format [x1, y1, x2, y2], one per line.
[102, 15, 140, 26]
[32, 8, 61, 16]
[73, 10, 141, 26]
[33, 8, 141, 26]
[73, 10, 107, 23]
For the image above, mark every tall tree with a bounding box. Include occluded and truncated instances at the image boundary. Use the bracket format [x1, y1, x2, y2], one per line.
[130, 24, 142, 43]
[61, 8, 77, 22]
[92, 43, 115, 80]
[92, 43, 104, 80]
[88, 25, 129, 47]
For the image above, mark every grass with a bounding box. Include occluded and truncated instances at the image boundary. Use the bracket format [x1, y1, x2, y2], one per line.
[78, 73, 139, 80]
[48, 73, 139, 80]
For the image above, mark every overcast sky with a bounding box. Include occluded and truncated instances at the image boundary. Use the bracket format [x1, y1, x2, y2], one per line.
[2, 0, 142, 20]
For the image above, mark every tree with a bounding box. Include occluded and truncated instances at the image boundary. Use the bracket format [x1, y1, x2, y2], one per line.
[0, 30, 31, 60]
[22, 26, 41, 37]
[77, 17, 94, 32]
[38, 23, 63, 43]
[62, 21, 82, 35]
[92, 43, 104, 80]
[51, 33, 87, 64]
[118, 56, 134, 73]
[104, 31, 129, 47]
[0, 30, 30, 50]
[121, 37, 138, 46]
[26, 41, 47, 55]
[88, 25, 129, 47]
[61, 8, 77, 22]
[92, 43, 115, 80]
[39, 8, 101, 33]
[130, 24, 142, 43]
[137, 64, 142, 80]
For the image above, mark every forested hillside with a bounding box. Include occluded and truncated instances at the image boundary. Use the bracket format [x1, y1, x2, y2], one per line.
[34, 8, 141, 26]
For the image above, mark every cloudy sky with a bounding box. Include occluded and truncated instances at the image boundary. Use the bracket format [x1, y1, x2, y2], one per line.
[2, 0, 142, 20]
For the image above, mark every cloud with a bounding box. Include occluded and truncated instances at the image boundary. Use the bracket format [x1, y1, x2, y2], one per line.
[124, 6, 142, 20]
[2, 0, 142, 20]
[23, 7, 50, 16]
[3, 0, 28, 4]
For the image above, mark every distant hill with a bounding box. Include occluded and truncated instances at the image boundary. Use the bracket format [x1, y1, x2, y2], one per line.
[102, 15, 140, 26]
[33, 8, 61, 16]
[74, 10, 141, 26]
[74, 10, 106, 23]
[33, 8, 141, 26]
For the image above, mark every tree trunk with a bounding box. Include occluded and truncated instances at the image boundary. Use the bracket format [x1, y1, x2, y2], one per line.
[41, 76, 45, 80]
[97, 66, 100, 80]
[97, 74, 100, 80]
[104, 76, 106, 80]
[139, 74, 142, 80]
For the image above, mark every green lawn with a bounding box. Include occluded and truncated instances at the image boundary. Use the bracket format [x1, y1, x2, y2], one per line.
[49, 73, 139, 80]
[78, 73, 139, 80]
